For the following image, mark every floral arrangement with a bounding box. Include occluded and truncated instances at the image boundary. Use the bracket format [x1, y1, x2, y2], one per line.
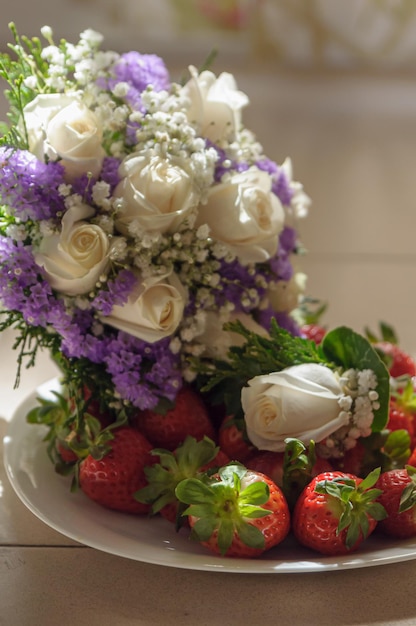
[5, 25, 415, 560]
[0, 24, 309, 413]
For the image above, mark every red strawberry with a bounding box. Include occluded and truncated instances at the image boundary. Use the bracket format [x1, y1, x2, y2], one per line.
[375, 467, 416, 538]
[79, 426, 154, 514]
[175, 463, 290, 558]
[408, 448, 416, 467]
[376, 341, 416, 379]
[333, 441, 366, 476]
[218, 414, 255, 463]
[387, 402, 415, 447]
[246, 449, 332, 488]
[292, 469, 386, 555]
[135, 436, 227, 526]
[300, 323, 326, 345]
[247, 451, 285, 487]
[134, 386, 216, 450]
[56, 440, 79, 464]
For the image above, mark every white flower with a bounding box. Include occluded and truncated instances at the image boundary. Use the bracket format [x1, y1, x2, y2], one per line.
[281, 158, 311, 219]
[195, 311, 269, 360]
[114, 153, 197, 235]
[267, 271, 307, 314]
[182, 66, 249, 143]
[241, 363, 349, 452]
[103, 271, 187, 343]
[196, 167, 285, 265]
[22, 93, 105, 182]
[34, 203, 116, 295]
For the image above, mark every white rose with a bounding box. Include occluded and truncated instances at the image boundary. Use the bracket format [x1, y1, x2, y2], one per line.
[268, 271, 307, 314]
[182, 66, 249, 143]
[22, 93, 105, 182]
[103, 272, 187, 343]
[34, 203, 116, 296]
[114, 154, 197, 235]
[197, 311, 269, 360]
[241, 363, 349, 452]
[196, 167, 285, 264]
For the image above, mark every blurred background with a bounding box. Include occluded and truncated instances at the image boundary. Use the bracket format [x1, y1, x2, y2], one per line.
[1, 0, 416, 413]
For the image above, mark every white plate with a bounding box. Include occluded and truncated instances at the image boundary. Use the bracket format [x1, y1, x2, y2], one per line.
[4, 381, 416, 574]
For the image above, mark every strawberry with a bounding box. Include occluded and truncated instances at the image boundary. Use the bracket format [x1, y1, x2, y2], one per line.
[135, 436, 227, 527]
[365, 321, 416, 379]
[134, 386, 216, 450]
[375, 467, 416, 538]
[292, 469, 386, 555]
[333, 441, 366, 476]
[246, 448, 332, 490]
[175, 463, 290, 558]
[300, 323, 326, 345]
[79, 426, 154, 514]
[247, 451, 285, 487]
[218, 414, 255, 463]
[408, 448, 416, 467]
[376, 341, 415, 379]
[387, 402, 415, 447]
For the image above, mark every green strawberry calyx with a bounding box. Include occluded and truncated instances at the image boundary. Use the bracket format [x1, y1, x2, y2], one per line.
[134, 436, 220, 529]
[399, 466, 416, 513]
[314, 468, 387, 550]
[175, 463, 272, 556]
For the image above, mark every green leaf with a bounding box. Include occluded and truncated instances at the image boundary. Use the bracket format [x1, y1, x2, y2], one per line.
[175, 477, 215, 505]
[192, 516, 217, 542]
[322, 326, 390, 431]
[216, 520, 235, 555]
[238, 480, 270, 507]
[238, 504, 270, 519]
[237, 521, 266, 551]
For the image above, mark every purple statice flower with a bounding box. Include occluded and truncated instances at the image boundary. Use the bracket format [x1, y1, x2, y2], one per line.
[269, 226, 298, 281]
[71, 156, 123, 198]
[212, 258, 267, 313]
[210, 143, 249, 182]
[100, 157, 121, 191]
[256, 158, 293, 206]
[0, 238, 48, 314]
[92, 269, 137, 316]
[0, 148, 65, 221]
[99, 52, 170, 112]
[103, 332, 181, 409]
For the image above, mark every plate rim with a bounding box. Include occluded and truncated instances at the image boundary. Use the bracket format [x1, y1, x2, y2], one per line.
[4, 379, 416, 574]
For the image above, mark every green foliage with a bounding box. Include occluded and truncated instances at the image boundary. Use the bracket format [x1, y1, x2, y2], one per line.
[399, 466, 416, 513]
[135, 436, 220, 530]
[282, 438, 317, 510]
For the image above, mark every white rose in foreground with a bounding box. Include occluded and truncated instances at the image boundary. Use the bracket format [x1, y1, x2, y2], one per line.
[22, 93, 105, 182]
[241, 363, 349, 452]
[197, 311, 269, 360]
[196, 168, 284, 264]
[34, 203, 116, 296]
[103, 272, 186, 343]
[114, 154, 197, 235]
[182, 66, 249, 143]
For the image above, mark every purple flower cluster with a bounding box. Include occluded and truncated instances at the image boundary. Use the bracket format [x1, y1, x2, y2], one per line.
[104, 334, 182, 409]
[100, 51, 170, 111]
[0, 148, 66, 221]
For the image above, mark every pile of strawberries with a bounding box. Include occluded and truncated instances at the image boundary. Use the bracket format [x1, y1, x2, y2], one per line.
[51, 324, 416, 559]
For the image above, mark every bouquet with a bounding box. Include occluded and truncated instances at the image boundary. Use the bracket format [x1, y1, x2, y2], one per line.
[3, 25, 414, 560]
